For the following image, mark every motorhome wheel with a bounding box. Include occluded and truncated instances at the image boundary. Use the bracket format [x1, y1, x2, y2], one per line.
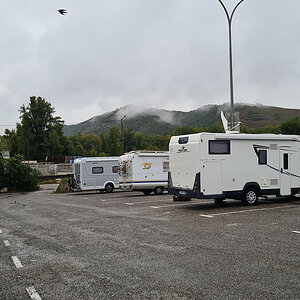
[214, 199, 225, 206]
[154, 186, 164, 195]
[105, 183, 114, 193]
[242, 188, 259, 205]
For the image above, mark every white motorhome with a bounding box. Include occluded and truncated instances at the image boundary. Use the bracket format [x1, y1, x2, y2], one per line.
[119, 151, 169, 195]
[168, 132, 300, 205]
[71, 157, 119, 192]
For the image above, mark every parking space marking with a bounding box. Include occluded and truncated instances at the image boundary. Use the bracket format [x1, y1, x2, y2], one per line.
[199, 214, 214, 218]
[12, 256, 23, 269]
[126, 199, 168, 205]
[151, 203, 198, 209]
[4, 240, 10, 246]
[26, 286, 42, 300]
[292, 231, 300, 234]
[226, 223, 239, 227]
[0, 229, 2, 234]
[199, 205, 297, 218]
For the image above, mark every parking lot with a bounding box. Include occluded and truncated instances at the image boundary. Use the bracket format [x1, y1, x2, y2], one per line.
[0, 185, 299, 300]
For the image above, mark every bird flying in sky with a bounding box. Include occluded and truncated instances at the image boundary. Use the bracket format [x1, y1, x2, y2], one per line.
[57, 9, 67, 15]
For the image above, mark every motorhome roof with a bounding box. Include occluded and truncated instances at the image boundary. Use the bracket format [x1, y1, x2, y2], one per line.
[214, 133, 300, 141]
[125, 150, 169, 157]
[75, 157, 119, 162]
[171, 132, 300, 142]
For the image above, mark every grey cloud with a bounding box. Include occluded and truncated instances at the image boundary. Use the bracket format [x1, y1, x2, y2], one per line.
[1, 0, 300, 134]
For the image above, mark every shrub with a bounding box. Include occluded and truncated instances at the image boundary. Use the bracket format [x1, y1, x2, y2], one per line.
[0, 154, 6, 190]
[2, 155, 40, 192]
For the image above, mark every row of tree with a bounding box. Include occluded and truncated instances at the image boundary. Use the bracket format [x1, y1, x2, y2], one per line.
[1, 96, 300, 162]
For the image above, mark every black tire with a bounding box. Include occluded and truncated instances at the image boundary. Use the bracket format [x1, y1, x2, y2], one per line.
[142, 190, 152, 195]
[214, 199, 224, 206]
[154, 186, 164, 195]
[242, 188, 259, 205]
[173, 195, 191, 202]
[105, 183, 114, 193]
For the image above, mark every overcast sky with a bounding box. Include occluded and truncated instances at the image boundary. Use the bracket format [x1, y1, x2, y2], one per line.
[1, 0, 300, 133]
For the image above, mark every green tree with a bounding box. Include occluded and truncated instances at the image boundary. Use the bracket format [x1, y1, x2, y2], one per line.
[124, 128, 135, 152]
[17, 96, 64, 161]
[149, 135, 169, 151]
[2, 129, 20, 156]
[173, 126, 198, 136]
[103, 127, 122, 156]
[80, 134, 102, 156]
[133, 132, 149, 150]
[280, 116, 300, 135]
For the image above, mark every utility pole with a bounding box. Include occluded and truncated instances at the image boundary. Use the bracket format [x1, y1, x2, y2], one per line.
[217, 0, 245, 130]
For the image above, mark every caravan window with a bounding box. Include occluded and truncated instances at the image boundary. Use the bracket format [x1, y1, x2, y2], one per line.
[92, 167, 103, 174]
[209, 140, 230, 154]
[163, 161, 169, 172]
[258, 150, 267, 165]
[112, 166, 118, 173]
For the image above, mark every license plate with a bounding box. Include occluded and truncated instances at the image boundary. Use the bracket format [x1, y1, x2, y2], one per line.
[179, 191, 187, 195]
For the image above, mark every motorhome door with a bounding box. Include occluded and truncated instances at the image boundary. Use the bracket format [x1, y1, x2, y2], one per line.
[202, 162, 222, 195]
[279, 152, 291, 196]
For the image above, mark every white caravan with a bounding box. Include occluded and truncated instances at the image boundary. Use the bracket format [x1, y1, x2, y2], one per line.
[168, 132, 300, 205]
[119, 151, 169, 195]
[71, 157, 119, 192]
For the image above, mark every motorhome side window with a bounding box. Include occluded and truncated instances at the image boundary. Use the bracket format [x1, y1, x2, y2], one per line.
[178, 137, 188, 144]
[283, 153, 288, 170]
[258, 150, 267, 165]
[112, 166, 118, 173]
[209, 140, 230, 154]
[92, 167, 103, 174]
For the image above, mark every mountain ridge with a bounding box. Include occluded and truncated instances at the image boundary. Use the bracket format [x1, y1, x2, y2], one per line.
[63, 103, 300, 136]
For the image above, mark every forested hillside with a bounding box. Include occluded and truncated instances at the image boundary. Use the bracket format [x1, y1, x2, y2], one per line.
[63, 103, 300, 136]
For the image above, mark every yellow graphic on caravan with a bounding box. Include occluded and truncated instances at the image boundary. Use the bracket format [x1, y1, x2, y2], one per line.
[142, 163, 152, 170]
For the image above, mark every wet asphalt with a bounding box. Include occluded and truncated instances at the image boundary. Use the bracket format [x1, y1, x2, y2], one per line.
[0, 185, 299, 300]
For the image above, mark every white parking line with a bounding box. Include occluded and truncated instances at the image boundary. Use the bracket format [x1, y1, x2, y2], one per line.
[292, 231, 300, 234]
[26, 286, 42, 300]
[4, 240, 10, 246]
[12, 256, 23, 269]
[0, 229, 2, 234]
[151, 203, 196, 209]
[126, 199, 169, 205]
[199, 214, 214, 218]
[199, 205, 297, 218]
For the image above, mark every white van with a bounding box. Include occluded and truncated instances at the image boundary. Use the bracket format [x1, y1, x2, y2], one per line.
[71, 157, 119, 192]
[119, 151, 169, 195]
[168, 132, 300, 205]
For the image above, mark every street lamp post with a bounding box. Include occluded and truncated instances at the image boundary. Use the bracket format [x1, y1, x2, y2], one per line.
[120, 116, 126, 154]
[217, 0, 245, 130]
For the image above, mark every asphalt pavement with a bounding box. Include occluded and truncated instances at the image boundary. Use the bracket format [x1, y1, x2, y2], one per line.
[0, 185, 299, 300]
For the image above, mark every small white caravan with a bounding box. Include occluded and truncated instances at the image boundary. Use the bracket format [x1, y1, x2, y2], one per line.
[72, 157, 119, 192]
[168, 132, 300, 205]
[119, 151, 169, 195]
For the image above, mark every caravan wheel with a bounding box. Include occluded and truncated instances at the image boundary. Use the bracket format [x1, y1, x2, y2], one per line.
[105, 183, 114, 193]
[242, 188, 259, 206]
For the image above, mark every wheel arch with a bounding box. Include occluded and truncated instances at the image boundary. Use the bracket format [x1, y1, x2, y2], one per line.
[104, 181, 117, 189]
[242, 182, 261, 195]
